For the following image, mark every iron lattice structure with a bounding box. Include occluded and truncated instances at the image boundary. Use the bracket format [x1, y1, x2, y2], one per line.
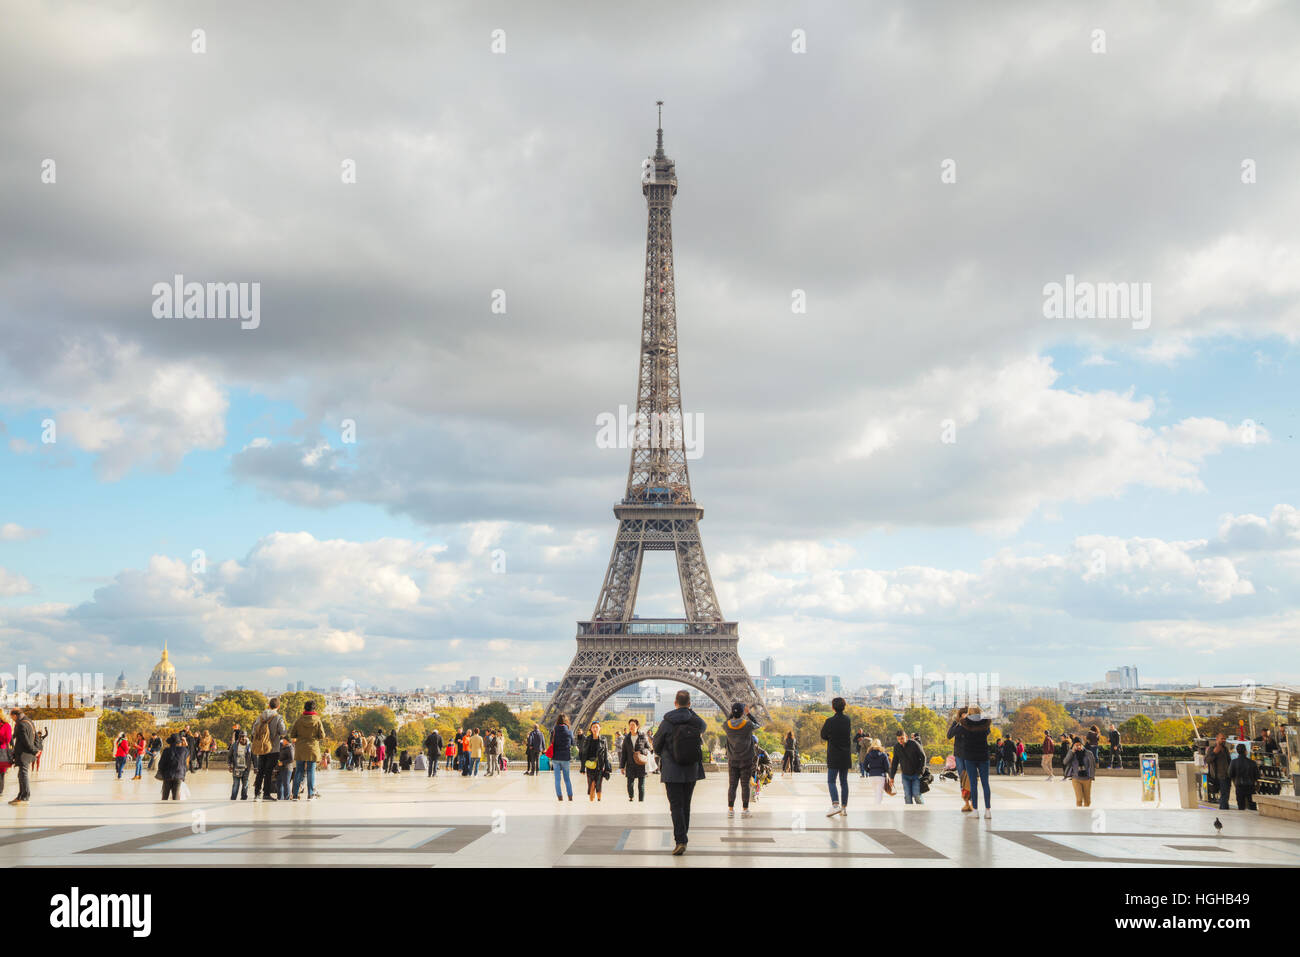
[543, 108, 769, 731]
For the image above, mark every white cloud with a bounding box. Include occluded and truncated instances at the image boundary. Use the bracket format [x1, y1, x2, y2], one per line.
[0, 566, 34, 597]
[0, 523, 43, 542]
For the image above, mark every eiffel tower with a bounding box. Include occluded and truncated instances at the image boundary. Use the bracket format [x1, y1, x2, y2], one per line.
[542, 105, 769, 731]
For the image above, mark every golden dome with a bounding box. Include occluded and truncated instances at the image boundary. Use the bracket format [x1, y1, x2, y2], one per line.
[150, 643, 176, 676]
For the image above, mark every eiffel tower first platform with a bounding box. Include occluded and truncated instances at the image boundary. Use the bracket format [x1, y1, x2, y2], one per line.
[542, 105, 769, 731]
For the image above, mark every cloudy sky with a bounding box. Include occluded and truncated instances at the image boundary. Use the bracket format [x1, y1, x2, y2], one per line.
[1, 0, 1298, 694]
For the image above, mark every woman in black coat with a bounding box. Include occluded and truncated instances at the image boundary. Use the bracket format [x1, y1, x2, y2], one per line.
[819, 697, 853, 817]
[782, 731, 796, 776]
[581, 722, 610, 802]
[619, 718, 650, 802]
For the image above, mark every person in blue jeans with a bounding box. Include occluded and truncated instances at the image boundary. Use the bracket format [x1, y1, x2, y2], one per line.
[947, 706, 993, 818]
[820, 697, 853, 818]
[551, 714, 575, 801]
[890, 729, 926, 805]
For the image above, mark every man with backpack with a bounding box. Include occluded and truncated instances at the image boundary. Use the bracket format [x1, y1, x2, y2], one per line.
[250, 697, 287, 801]
[651, 689, 707, 856]
[228, 730, 253, 800]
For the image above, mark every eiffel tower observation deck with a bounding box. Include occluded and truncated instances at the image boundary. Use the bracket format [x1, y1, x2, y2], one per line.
[543, 105, 769, 730]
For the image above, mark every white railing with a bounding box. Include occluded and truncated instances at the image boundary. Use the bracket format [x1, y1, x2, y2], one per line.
[30, 714, 99, 772]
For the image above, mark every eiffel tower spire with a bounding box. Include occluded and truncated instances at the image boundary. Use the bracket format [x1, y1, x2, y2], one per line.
[543, 107, 768, 730]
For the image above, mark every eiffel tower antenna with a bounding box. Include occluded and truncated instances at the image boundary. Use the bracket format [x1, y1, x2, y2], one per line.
[543, 110, 768, 730]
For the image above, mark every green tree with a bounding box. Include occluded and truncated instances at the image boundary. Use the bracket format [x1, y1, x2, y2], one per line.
[1119, 714, 1155, 744]
[899, 706, 948, 754]
[276, 691, 317, 728]
[208, 689, 268, 713]
[348, 706, 398, 735]
[466, 702, 521, 738]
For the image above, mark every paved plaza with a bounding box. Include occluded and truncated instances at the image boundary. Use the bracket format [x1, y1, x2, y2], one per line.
[1, 767, 1296, 868]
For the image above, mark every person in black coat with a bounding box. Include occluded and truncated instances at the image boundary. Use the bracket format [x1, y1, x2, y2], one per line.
[383, 729, 399, 773]
[1205, 734, 1234, 810]
[551, 716, 576, 801]
[819, 697, 852, 818]
[1228, 742, 1259, 811]
[947, 706, 993, 816]
[526, 724, 545, 776]
[228, 731, 253, 800]
[890, 728, 927, 804]
[782, 731, 797, 776]
[423, 729, 443, 777]
[6, 709, 38, 805]
[652, 691, 707, 855]
[619, 719, 650, 802]
[158, 733, 188, 801]
[580, 722, 610, 801]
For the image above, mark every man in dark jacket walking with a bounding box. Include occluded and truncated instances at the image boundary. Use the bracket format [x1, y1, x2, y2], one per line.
[423, 729, 443, 777]
[722, 703, 761, 817]
[1108, 724, 1122, 768]
[652, 690, 707, 855]
[6, 709, 38, 805]
[890, 728, 927, 804]
[1205, 734, 1234, 811]
[820, 697, 852, 818]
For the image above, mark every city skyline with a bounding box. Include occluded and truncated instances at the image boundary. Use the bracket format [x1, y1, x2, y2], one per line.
[2, 2, 1299, 694]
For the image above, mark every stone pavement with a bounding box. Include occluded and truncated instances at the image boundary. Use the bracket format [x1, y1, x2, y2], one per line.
[1, 766, 1294, 868]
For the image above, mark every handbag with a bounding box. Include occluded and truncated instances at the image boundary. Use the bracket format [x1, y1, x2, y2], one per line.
[0, 746, 10, 764]
[633, 749, 649, 766]
[883, 777, 895, 796]
[584, 759, 597, 770]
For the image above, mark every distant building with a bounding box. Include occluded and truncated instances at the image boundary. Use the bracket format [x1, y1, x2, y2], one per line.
[764, 674, 841, 696]
[147, 642, 180, 704]
[1105, 666, 1140, 691]
[114, 670, 129, 692]
[760, 657, 776, 679]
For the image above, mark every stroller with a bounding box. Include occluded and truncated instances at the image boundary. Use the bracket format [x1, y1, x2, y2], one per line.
[751, 746, 773, 801]
[938, 754, 960, 783]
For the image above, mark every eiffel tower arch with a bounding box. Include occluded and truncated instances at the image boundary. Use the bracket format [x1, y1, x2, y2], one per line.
[543, 105, 768, 731]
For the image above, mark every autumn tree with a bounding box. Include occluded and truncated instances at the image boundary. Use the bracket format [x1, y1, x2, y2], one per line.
[1151, 718, 1196, 746]
[1007, 706, 1049, 743]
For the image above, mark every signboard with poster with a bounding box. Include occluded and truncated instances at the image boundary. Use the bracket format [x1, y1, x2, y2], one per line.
[1140, 752, 1160, 804]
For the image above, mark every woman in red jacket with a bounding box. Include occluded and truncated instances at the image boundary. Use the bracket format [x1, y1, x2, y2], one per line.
[133, 733, 147, 780]
[0, 714, 11, 796]
[113, 733, 131, 778]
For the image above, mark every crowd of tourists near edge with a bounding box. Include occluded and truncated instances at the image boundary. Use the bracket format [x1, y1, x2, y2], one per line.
[3, 698, 1279, 836]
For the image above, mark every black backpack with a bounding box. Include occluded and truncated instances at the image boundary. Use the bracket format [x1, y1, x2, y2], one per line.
[670, 718, 703, 766]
